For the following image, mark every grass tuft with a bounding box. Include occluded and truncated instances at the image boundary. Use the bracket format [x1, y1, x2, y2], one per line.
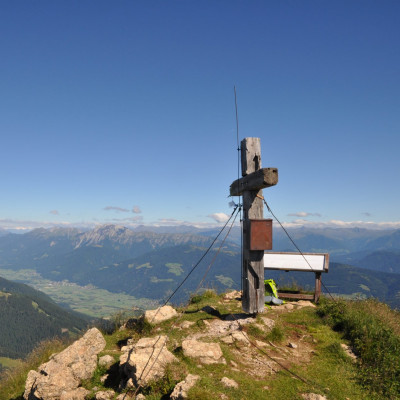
[141, 362, 187, 399]
[0, 337, 68, 400]
[266, 325, 285, 343]
[318, 298, 400, 398]
[189, 289, 218, 305]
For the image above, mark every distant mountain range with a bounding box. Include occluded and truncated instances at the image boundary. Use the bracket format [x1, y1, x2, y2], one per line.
[135, 224, 400, 274]
[271, 227, 400, 275]
[0, 276, 88, 360]
[140, 224, 400, 258]
[1, 224, 400, 310]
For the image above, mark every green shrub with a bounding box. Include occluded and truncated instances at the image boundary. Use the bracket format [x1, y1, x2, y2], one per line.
[189, 290, 218, 305]
[124, 316, 153, 335]
[266, 325, 285, 343]
[141, 362, 186, 398]
[324, 342, 349, 362]
[318, 298, 400, 398]
[246, 323, 265, 340]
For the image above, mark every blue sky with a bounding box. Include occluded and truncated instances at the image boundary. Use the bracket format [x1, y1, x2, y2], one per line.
[1, 1, 399, 231]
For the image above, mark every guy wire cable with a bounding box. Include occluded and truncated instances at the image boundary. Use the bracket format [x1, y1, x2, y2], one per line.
[129, 204, 328, 398]
[148, 204, 239, 324]
[234, 85, 244, 294]
[135, 203, 327, 399]
[259, 195, 338, 302]
[197, 205, 241, 291]
[132, 206, 241, 397]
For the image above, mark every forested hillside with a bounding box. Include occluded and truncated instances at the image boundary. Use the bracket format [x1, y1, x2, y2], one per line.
[86, 244, 241, 303]
[0, 277, 88, 359]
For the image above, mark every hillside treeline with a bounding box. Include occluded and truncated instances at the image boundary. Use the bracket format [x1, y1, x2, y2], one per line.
[0, 278, 88, 359]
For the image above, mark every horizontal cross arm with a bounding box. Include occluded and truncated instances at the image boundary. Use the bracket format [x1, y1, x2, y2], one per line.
[230, 168, 278, 196]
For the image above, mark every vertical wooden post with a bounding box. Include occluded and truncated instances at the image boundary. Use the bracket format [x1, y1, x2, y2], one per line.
[241, 138, 265, 314]
[314, 272, 322, 303]
[230, 138, 277, 313]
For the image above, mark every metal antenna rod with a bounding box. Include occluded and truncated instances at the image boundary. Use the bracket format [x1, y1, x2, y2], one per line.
[234, 85, 240, 155]
[234, 85, 243, 293]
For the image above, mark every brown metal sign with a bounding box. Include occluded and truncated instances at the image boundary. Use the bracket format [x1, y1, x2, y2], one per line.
[249, 219, 272, 250]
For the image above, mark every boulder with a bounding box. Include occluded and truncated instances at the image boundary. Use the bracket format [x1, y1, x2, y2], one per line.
[260, 317, 275, 330]
[222, 290, 241, 300]
[98, 355, 115, 368]
[181, 339, 225, 364]
[221, 331, 250, 346]
[24, 328, 106, 400]
[179, 321, 195, 330]
[115, 394, 135, 400]
[95, 390, 115, 400]
[59, 387, 90, 400]
[296, 300, 316, 308]
[170, 374, 200, 400]
[120, 335, 177, 386]
[221, 377, 239, 389]
[301, 394, 327, 400]
[144, 305, 177, 324]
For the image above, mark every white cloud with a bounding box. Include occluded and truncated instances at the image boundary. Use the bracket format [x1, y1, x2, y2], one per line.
[2, 215, 400, 234]
[282, 219, 400, 230]
[287, 212, 321, 217]
[0, 218, 73, 231]
[49, 210, 59, 215]
[103, 206, 130, 213]
[207, 213, 230, 223]
[132, 206, 142, 214]
[156, 218, 195, 227]
[155, 218, 234, 229]
[108, 216, 143, 223]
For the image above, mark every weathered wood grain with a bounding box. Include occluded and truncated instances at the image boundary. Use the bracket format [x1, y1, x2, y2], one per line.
[230, 168, 278, 197]
[277, 293, 315, 301]
[240, 138, 266, 314]
[241, 137, 262, 176]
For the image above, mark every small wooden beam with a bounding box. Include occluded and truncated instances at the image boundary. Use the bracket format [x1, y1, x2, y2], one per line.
[230, 168, 278, 197]
[277, 293, 315, 301]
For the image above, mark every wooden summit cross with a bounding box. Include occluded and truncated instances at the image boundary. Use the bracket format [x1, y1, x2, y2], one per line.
[230, 137, 278, 314]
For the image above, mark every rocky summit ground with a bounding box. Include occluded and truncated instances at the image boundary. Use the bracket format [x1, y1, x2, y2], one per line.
[21, 290, 369, 400]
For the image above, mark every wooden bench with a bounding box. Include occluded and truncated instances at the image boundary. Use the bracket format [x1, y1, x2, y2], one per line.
[264, 252, 329, 303]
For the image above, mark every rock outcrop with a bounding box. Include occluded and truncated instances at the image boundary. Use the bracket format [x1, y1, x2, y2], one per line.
[59, 387, 90, 400]
[21, 291, 328, 399]
[301, 394, 327, 400]
[170, 374, 200, 400]
[95, 390, 115, 400]
[182, 339, 225, 364]
[144, 305, 178, 324]
[221, 377, 239, 389]
[24, 328, 106, 400]
[98, 355, 115, 368]
[120, 335, 177, 386]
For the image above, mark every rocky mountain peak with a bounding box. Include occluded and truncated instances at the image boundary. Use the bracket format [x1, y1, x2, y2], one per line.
[74, 224, 135, 248]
